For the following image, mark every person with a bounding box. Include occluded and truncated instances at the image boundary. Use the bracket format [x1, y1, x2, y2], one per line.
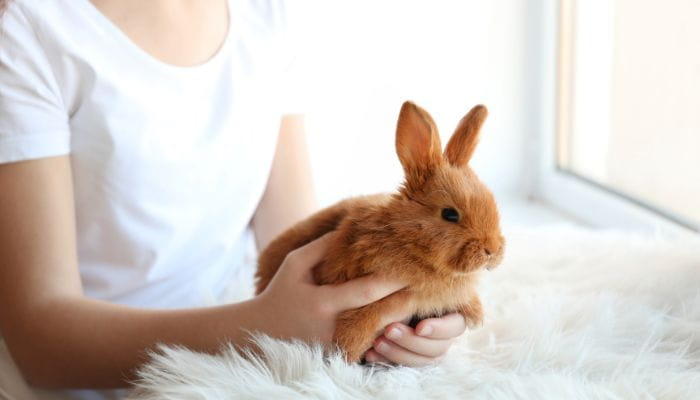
[0, 0, 467, 398]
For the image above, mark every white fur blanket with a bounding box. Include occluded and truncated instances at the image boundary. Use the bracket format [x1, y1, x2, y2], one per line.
[129, 227, 700, 399]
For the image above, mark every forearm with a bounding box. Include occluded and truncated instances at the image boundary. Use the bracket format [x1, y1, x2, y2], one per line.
[5, 296, 266, 389]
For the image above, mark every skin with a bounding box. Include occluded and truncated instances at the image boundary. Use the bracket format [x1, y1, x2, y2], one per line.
[0, 0, 465, 389]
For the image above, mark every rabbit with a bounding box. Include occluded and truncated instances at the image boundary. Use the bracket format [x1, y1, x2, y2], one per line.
[255, 101, 505, 363]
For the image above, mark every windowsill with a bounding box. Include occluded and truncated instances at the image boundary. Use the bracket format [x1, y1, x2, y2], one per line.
[498, 196, 585, 231]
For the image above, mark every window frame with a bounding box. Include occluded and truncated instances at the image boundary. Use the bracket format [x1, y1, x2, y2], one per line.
[531, 0, 698, 236]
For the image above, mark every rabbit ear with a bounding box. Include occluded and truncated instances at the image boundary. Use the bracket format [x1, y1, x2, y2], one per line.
[395, 101, 442, 180]
[444, 105, 488, 167]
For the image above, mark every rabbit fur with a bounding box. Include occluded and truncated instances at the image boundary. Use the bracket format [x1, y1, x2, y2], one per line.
[255, 101, 505, 362]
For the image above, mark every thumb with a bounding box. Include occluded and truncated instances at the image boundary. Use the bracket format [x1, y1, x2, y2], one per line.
[330, 274, 407, 311]
[281, 231, 338, 281]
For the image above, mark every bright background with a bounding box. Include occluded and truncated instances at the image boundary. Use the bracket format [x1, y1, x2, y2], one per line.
[285, 0, 699, 235]
[287, 1, 545, 204]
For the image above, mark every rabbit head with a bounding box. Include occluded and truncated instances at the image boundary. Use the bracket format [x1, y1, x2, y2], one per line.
[387, 101, 504, 276]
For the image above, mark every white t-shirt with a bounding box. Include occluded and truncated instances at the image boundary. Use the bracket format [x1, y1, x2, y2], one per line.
[1, 0, 299, 398]
[0, 0, 296, 311]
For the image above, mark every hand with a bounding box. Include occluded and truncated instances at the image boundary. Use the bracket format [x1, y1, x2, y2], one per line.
[364, 313, 467, 366]
[253, 232, 407, 345]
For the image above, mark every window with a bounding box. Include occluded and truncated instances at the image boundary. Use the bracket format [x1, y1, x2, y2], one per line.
[554, 0, 700, 231]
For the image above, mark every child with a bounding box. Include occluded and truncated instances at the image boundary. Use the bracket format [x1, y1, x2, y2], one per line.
[0, 1, 466, 398]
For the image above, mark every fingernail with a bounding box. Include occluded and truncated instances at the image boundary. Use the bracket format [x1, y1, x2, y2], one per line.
[376, 341, 390, 354]
[386, 327, 402, 340]
[417, 325, 433, 337]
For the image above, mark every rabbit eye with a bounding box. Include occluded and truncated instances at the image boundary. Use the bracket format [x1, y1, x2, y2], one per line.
[441, 208, 460, 223]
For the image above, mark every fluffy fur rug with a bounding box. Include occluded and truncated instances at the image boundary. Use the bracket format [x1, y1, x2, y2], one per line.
[128, 227, 700, 399]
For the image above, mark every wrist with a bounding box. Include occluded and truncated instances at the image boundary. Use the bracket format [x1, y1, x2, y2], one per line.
[229, 295, 273, 340]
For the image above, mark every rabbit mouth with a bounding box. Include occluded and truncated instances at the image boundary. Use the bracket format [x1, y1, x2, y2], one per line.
[449, 245, 491, 273]
[450, 254, 496, 274]
[485, 251, 504, 270]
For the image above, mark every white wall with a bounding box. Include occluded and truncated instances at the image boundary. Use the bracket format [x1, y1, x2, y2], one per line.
[287, 1, 545, 207]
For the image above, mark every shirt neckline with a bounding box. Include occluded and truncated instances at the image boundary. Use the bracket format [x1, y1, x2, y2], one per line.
[77, 0, 234, 76]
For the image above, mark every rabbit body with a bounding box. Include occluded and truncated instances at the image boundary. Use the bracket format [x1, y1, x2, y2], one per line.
[256, 102, 504, 362]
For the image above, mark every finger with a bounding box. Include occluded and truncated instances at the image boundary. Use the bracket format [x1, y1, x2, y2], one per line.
[414, 312, 467, 339]
[373, 337, 438, 367]
[331, 275, 407, 310]
[283, 232, 338, 279]
[382, 323, 452, 358]
[364, 349, 391, 365]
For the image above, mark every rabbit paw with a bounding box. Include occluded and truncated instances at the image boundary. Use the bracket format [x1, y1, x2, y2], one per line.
[334, 309, 379, 363]
[458, 297, 484, 329]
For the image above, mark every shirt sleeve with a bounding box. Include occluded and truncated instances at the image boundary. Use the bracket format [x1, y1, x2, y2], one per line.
[0, 3, 70, 164]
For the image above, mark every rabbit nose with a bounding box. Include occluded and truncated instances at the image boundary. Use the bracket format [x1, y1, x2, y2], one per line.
[483, 243, 497, 256]
[483, 237, 503, 257]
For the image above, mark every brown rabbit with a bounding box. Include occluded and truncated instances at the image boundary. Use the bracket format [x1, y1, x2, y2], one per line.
[256, 101, 505, 362]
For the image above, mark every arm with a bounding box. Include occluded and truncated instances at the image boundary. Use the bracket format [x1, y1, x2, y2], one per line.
[0, 156, 259, 388]
[0, 156, 405, 389]
[251, 114, 317, 250]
